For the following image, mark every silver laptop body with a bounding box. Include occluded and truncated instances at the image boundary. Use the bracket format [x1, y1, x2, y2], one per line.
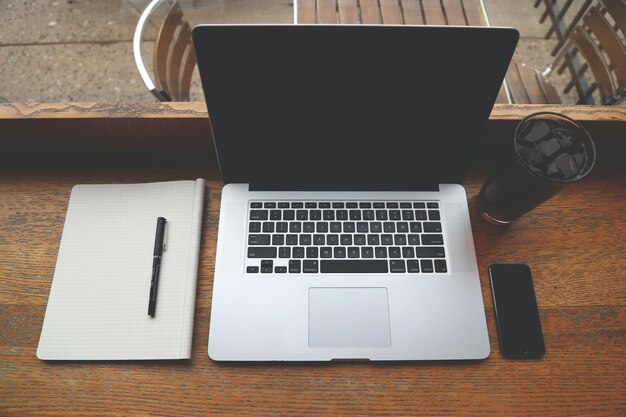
[193, 25, 519, 361]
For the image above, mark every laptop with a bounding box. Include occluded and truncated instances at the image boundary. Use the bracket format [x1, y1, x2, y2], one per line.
[193, 25, 518, 361]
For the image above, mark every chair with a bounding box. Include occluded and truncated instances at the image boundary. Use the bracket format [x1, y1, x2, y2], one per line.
[134, 0, 197, 101]
[507, 0, 626, 104]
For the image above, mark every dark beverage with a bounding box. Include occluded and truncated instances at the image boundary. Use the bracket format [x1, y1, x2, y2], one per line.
[479, 112, 596, 224]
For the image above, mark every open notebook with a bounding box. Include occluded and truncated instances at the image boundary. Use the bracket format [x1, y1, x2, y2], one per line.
[37, 179, 205, 360]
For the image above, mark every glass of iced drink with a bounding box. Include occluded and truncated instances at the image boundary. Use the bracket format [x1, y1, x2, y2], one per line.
[479, 112, 596, 225]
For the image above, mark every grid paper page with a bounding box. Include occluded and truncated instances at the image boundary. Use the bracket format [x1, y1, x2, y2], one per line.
[37, 179, 205, 360]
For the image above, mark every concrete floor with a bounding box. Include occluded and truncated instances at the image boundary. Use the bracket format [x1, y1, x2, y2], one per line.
[0, 0, 580, 104]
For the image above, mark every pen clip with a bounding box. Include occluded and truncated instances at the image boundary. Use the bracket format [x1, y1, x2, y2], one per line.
[162, 221, 168, 252]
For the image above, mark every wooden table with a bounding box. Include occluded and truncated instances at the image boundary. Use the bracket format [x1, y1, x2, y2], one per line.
[1, 103, 625, 416]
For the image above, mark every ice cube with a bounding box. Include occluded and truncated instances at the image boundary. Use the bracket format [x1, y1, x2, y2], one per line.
[535, 137, 562, 160]
[521, 120, 551, 144]
[553, 153, 580, 180]
[546, 160, 561, 179]
[519, 147, 545, 171]
[573, 151, 587, 172]
[554, 127, 576, 149]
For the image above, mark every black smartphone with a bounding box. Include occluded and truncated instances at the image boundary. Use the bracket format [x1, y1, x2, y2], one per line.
[489, 264, 545, 358]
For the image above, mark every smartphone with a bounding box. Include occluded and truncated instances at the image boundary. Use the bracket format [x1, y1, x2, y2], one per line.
[489, 264, 545, 358]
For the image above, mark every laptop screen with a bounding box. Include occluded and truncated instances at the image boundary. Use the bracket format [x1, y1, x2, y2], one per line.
[193, 25, 518, 189]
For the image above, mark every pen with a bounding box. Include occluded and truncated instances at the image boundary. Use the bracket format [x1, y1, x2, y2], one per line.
[148, 217, 167, 317]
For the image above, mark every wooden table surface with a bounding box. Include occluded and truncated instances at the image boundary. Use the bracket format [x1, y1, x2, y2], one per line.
[1, 104, 625, 416]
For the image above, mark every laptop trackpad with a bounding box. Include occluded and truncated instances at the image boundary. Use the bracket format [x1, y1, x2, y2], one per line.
[308, 287, 391, 348]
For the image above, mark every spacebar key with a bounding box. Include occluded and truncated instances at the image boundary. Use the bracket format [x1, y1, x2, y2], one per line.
[320, 260, 388, 273]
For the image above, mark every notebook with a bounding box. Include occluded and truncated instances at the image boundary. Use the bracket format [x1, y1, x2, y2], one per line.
[37, 179, 205, 360]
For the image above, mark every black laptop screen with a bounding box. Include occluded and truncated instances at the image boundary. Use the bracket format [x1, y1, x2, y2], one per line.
[193, 25, 518, 189]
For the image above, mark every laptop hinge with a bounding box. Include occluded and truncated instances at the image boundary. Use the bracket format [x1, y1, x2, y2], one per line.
[249, 182, 440, 192]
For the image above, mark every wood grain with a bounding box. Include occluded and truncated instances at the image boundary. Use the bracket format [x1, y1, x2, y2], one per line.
[0, 105, 625, 416]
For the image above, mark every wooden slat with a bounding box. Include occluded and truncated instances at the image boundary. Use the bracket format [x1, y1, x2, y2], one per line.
[422, 0, 447, 25]
[600, 0, 626, 36]
[570, 26, 617, 103]
[167, 22, 192, 100]
[400, 0, 425, 24]
[584, 7, 626, 95]
[536, 70, 563, 103]
[495, 85, 509, 104]
[337, 0, 359, 24]
[379, 0, 404, 24]
[297, 0, 317, 23]
[517, 61, 551, 103]
[359, 0, 383, 23]
[153, 1, 183, 94]
[317, 0, 338, 23]
[442, 0, 468, 25]
[506, 61, 532, 104]
[460, 0, 486, 25]
[178, 44, 196, 102]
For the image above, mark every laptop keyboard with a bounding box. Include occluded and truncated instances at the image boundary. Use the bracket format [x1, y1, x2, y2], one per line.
[245, 201, 447, 274]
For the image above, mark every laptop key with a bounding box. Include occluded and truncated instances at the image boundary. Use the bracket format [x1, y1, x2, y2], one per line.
[307, 247, 319, 258]
[402, 247, 415, 258]
[332, 202, 344, 208]
[297, 210, 308, 220]
[375, 247, 387, 258]
[275, 266, 287, 273]
[370, 222, 382, 233]
[390, 260, 406, 273]
[283, 210, 295, 220]
[410, 222, 422, 233]
[354, 234, 366, 245]
[327, 234, 339, 245]
[415, 210, 427, 220]
[289, 222, 301, 233]
[271, 234, 284, 246]
[397, 222, 409, 232]
[413, 202, 426, 208]
[408, 234, 420, 245]
[334, 247, 346, 258]
[249, 222, 261, 233]
[299, 234, 312, 245]
[278, 202, 290, 208]
[313, 234, 325, 245]
[250, 210, 268, 220]
[247, 266, 259, 273]
[427, 202, 439, 208]
[250, 202, 262, 208]
[336, 210, 348, 220]
[363, 210, 375, 220]
[416, 247, 446, 258]
[319, 202, 331, 208]
[270, 210, 281, 220]
[386, 202, 399, 208]
[359, 202, 372, 208]
[247, 247, 276, 258]
[323, 210, 335, 220]
[330, 222, 342, 232]
[291, 202, 303, 208]
[289, 260, 301, 273]
[367, 234, 380, 245]
[346, 202, 358, 208]
[402, 210, 414, 221]
[400, 202, 412, 208]
[303, 222, 315, 233]
[423, 222, 442, 233]
[373, 202, 385, 208]
[434, 259, 448, 273]
[343, 222, 355, 232]
[340, 235, 352, 245]
[310, 210, 322, 220]
[348, 247, 359, 258]
[276, 222, 288, 233]
[262, 222, 274, 233]
[279, 247, 291, 258]
[303, 260, 319, 273]
[428, 210, 441, 220]
[357, 222, 369, 233]
[321, 247, 333, 258]
[349, 210, 361, 220]
[316, 222, 329, 233]
[389, 247, 401, 258]
[261, 259, 273, 273]
[320, 260, 388, 273]
[293, 247, 305, 258]
[394, 234, 407, 245]
[305, 202, 317, 208]
[389, 210, 401, 220]
[421, 259, 434, 273]
[286, 234, 298, 245]
[375, 210, 387, 220]
[361, 247, 374, 258]
[421, 234, 443, 245]
[383, 222, 395, 233]
[381, 234, 393, 245]
[264, 202, 276, 208]
[407, 260, 420, 273]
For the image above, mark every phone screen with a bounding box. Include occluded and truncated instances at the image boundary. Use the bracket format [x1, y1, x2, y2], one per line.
[489, 264, 545, 358]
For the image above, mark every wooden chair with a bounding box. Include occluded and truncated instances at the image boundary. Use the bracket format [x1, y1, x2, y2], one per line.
[507, 0, 626, 104]
[534, 0, 596, 56]
[134, 0, 197, 101]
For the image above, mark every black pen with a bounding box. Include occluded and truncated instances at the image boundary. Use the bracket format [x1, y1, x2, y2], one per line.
[148, 217, 167, 317]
